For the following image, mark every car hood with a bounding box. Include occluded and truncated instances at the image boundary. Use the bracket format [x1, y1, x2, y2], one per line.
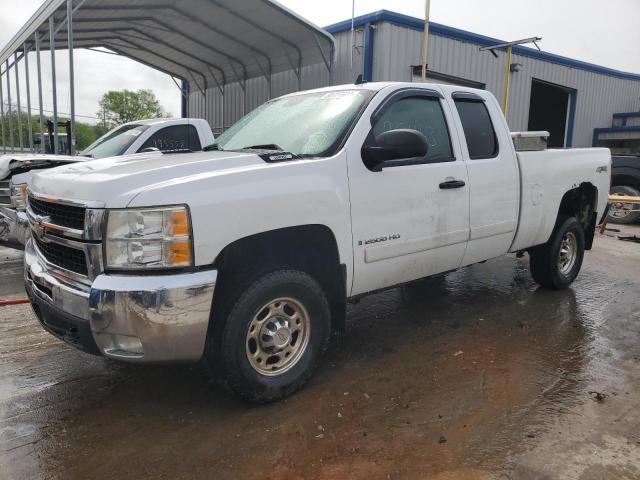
[0, 153, 85, 179]
[30, 150, 267, 208]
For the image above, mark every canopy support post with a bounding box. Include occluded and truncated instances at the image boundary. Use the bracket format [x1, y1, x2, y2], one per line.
[6, 60, 14, 153]
[0, 72, 5, 153]
[229, 62, 247, 116]
[23, 45, 34, 152]
[210, 68, 225, 133]
[49, 17, 58, 154]
[35, 32, 45, 153]
[282, 46, 301, 91]
[14, 53, 23, 151]
[188, 70, 207, 120]
[67, 0, 76, 155]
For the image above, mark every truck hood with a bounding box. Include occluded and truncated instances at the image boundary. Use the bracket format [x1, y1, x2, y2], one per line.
[0, 153, 85, 179]
[30, 150, 266, 208]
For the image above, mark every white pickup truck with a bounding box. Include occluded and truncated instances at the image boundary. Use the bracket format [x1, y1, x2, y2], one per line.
[24, 82, 610, 402]
[0, 118, 214, 249]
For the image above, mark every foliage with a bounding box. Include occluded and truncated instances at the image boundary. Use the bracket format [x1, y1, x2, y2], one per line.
[0, 111, 97, 152]
[75, 122, 97, 150]
[97, 89, 167, 128]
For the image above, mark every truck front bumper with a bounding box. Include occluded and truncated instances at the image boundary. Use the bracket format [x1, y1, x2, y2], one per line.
[0, 207, 29, 250]
[24, 239, 217, 363]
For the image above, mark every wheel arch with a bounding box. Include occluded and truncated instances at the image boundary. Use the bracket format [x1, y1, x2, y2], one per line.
[212, 224, 347, 332]
[556, 182, 598, 250]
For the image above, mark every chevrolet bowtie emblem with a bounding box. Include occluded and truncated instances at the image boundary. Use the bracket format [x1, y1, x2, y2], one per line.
[33, 215, 51, 239]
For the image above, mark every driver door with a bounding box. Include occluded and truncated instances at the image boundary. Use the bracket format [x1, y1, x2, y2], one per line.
[347, 88, 470, 296]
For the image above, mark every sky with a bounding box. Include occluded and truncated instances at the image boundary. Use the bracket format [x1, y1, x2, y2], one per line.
[1, 0, 639, 124]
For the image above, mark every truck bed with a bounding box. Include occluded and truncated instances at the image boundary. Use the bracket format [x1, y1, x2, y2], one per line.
[510, 148, 611, 252]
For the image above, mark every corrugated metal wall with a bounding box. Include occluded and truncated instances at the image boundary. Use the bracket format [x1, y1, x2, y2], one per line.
[188, 29, 361, 132]
[372, 22, 640, 147]
[189, 20, 640, 147]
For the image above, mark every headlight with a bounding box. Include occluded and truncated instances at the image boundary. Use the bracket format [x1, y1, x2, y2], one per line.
[105, 206, 193, 270]
[10, 182, 28, 210]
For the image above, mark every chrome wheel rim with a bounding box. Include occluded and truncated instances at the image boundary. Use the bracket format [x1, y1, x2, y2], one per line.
[558, 231, 578, 275]
[610, 197, 639, 219]
[245, 297, 310, 376]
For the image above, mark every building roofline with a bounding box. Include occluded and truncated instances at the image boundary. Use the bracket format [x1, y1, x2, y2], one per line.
[325, 10, 640, 82]
[594, 126, 640, 133]
[613, 112, 640, 118]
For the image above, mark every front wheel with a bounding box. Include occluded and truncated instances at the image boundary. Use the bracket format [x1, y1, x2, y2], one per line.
[207, 269, 331, 403]
[529, 216, 585, 290]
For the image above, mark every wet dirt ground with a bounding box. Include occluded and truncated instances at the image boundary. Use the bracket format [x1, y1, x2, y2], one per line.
[1, 226, 640, 480]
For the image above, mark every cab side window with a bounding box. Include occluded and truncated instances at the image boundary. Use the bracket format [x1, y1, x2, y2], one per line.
[371, 96, 454, 163]
[138, 125, 202, 152]
[453, 99, 498, 159]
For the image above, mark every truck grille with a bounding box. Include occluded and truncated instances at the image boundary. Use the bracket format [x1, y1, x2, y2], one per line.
[28, 195, 86, 230]
[0, 180, 10, 206]
[33, 235, 89, 276]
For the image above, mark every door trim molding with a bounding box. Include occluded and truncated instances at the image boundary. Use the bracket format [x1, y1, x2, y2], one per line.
[365, 229, 469, 263]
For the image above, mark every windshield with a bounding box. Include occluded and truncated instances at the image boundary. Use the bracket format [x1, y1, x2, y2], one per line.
[80, 124, 150, 159]
[215, 89, 374, 157]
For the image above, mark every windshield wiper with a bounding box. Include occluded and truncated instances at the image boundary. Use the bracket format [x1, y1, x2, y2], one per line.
[240, 143, 285, 151]
[203, 143, 223, 151]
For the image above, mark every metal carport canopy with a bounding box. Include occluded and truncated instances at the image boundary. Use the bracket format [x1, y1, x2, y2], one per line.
[0, 0, 335, 90]
[0, 0, 335, 154]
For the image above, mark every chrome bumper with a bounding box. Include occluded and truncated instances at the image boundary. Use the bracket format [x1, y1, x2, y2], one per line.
[24, 239, 217, 363]
[0, 207, 29, 250]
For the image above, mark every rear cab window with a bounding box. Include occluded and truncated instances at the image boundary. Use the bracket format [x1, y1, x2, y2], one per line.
[453, 96, 499, 159]
[139, 125, 202, 153]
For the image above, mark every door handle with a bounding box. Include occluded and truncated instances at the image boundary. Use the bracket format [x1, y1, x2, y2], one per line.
[439, 179, 466, 189]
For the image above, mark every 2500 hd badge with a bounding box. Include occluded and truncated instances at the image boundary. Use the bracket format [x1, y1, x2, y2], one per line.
[360, 233, 401, 246]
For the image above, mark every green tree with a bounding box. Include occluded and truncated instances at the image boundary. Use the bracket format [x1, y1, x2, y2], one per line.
[97, 89, 167, 129]
[75, 122, 97, 150]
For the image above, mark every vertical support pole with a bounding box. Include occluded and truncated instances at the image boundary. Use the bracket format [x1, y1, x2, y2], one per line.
[501, 45, 512, 114]
[181, 80, 189, 118]
[243, 85, 247, 115]
[6, 60, 14, 153]
[221, 85, 225, 132]
[67, 0, 76, 155]
[267, 73, 272, 100]
[329, 45, 335, 86]
[362, 23, 374, 82]
[0, 72, 5, 153]
[202, 79, 208, 123]
[35, 32, 45, 153]
[14, 53, 24, 150]
[242, 76, 247, 116]
[350, 0, 355, 69]
[24, 45, 34, 152]
[49, 17, 59, 154]
[420, 0, 431, 80]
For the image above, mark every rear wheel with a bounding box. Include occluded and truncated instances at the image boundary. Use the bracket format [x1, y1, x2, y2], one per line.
[607, 185, 640, 224]
[529, 216, 585, 289]
[206, 269, 331, 403]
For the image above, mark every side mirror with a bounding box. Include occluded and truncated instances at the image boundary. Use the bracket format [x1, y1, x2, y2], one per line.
[362, 129, 429, 171]
[139, 147, 160, 153]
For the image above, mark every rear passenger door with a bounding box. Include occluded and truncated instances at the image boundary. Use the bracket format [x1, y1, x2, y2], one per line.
[450, 91, 519, 265]
[347, 88, 470, 296]
[136, 124, 202, 153]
